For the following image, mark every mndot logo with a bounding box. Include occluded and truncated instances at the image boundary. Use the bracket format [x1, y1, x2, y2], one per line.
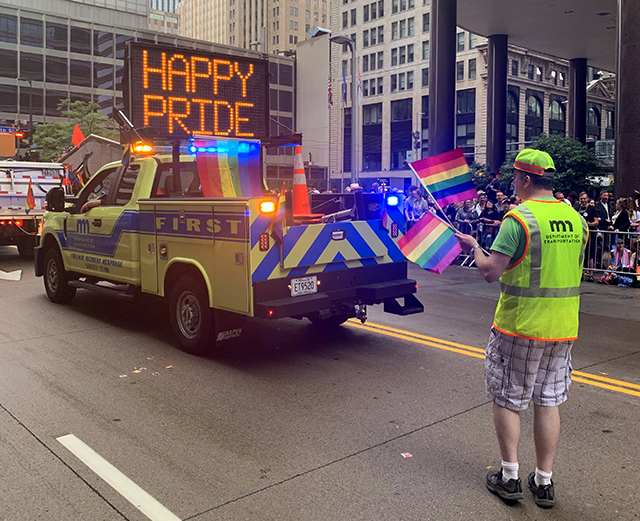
[77, 219, 90, 234]
[548, 220, 574, 233]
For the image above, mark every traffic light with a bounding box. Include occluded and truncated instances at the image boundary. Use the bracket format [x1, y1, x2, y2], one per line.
[411, 131, 421, 151]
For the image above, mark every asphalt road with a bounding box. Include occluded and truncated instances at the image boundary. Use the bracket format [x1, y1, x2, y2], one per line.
[1, 244, 639, 521]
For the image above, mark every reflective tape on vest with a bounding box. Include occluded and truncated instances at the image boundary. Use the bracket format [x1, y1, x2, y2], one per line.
[500, 283, 581, 298]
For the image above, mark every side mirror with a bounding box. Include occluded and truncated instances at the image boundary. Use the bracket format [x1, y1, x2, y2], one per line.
[46, 187, 65, 212]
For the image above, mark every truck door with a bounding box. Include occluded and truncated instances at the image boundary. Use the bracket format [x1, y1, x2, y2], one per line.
[66, 164, 142, 284]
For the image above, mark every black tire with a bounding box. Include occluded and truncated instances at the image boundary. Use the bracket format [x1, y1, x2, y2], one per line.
[43, 247, 76, 304]
[307, 311, 352, 327]
[169, 275, 215, 355]
[17, 236, 36, 258]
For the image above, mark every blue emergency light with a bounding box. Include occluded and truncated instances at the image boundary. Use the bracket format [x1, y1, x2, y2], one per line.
[386, 195, 400, 207]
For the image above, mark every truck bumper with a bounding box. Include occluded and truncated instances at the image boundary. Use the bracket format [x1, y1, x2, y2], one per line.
[253, 262, 422, 319]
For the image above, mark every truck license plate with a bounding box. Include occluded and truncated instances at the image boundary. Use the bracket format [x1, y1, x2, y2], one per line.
[291, 276, 318, 297]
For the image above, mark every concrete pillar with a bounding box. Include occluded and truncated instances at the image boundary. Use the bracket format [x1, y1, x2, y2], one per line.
[615, 0, 640, 197]
[486, 34, 508, 174]
[568, 58, 587, 144]
[428, 0, 456, 157]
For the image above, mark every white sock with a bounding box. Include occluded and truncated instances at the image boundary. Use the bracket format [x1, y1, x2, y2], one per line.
[535, 468, 552, 487]
[501, 460, 519, 481]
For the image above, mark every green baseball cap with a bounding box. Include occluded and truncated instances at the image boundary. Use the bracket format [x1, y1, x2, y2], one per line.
[513, 149, 556, 176]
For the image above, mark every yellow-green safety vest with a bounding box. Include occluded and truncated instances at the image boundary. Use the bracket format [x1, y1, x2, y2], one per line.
[493, 199, 588, 341]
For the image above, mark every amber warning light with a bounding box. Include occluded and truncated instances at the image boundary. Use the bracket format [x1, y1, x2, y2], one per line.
[126, 43, 269, 140]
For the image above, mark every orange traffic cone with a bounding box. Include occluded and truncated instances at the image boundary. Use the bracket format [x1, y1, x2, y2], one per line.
[292, 145, 323, 224]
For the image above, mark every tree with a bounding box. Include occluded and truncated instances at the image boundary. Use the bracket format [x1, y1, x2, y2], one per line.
[33, 100, 119, 161]
[499, 134, 606, 196]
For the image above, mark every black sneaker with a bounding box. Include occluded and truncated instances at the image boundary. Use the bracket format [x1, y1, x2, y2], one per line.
[486, 468, 523, 501]
[528, 472, 555, 508]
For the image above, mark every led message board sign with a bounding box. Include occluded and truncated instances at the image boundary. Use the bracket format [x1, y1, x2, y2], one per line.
[126, 42, 269, 140]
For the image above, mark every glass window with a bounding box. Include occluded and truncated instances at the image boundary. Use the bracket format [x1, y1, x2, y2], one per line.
[456, 61, 464, 81]
[378, 0, 384, 16]
[20, 18, 43, 47]
[279, 64, 293, 86]
[407, 71, 413, 90]
[46, 22, 67, 51]
[0, 84, 18, 113]
[469, 33, 478, 49]
[399, 20, 406, 38]
[20, 53, 43, 82]
[468, 58, 476, 79]
[0, 14, 17, 43]
[391, 22, 398, 40]
[94, 63, 114, 91]
[342, 12, 348, 28]
[370, 28, 376, 45]
[70, 59, 92, 87]
[363, 55, 369, 72]
[270, 89, 278, 111]
[351, 9, 356, 25]
[399, 72, 405, 90]
[270, 61, 278, 84]
[407, 44, 414, 62]
[511, 60, 518, 76]
[370, 80, 376, 95]
[536, 66, 543, 82]
[363, 30, 369, 47]
[70, 27, 91, 54]
[391, 74, 397, 92]
[364, 4, 369, 21]
[378, 26, 384, 43]
[527, 95, 541, 117]
[371, 2, 377, 19]
[369, 53, 376, 70]
[528, 64, 534, 80]
[378, 77, 383, 94]
[279, 90, 293, 112]
[378, 52, 383, 69]
[363, 103, 383, 124]
[399, 46, 406, 64]
[46, 90, 68, 117]
[391, 48, 398, 66]
[46, 56, 68, 84]
[116, 34, 133, 59]
[392, 0, 398, 13]
[423, 12, 430, 32]
[115, 64, 124, 92]
[20, 86, 44, 116]
[550, 100, 565, 121]
[456, 89, 475, 113]
[422, 67, 429, 87]
[457, 32, 465, 52]
[422, 40, 429, 60]
[0, 49, 17, 78]
[507, 92, 518, 114]
[391, 98, 412, 120]
[400, 0, 407, 10]
[408, 18, 414, 36]
[588, 106, 600, 127]
[94, 30, 113, 58]
[363, 79, 368, 97]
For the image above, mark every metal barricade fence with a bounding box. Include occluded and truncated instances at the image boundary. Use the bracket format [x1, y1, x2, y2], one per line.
[583, 229, 640, 280]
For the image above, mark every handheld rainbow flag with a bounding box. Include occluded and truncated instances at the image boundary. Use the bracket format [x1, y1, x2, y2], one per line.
[122, 143, 131, 170]
[25, 177, 36, 215]
[268, 183, 286, 243]
[397, 212, 461, 274]
[410, 148, 477, 207]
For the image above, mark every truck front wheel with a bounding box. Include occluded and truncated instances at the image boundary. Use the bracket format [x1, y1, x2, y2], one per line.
[169, 275, 214, 356]
[43, 247, 76, 303]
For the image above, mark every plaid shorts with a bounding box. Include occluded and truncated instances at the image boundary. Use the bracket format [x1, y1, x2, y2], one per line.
[485, 327, 574, 411]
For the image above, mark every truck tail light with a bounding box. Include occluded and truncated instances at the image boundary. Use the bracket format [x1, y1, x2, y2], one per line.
[259, 232, 269, 251]
[0, 221, 5, 226]
[260, 201, 275, 214]
[15, 220, 23, 227]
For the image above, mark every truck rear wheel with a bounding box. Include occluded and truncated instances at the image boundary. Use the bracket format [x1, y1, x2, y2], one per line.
[169, 275, 214, 356]
[43, 247, 76, 303]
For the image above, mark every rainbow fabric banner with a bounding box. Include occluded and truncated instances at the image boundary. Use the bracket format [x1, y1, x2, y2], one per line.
[194, 139, 263, 198]
[269, 183, 286, 243]
[397, 212, 461, 274]
[410, 148, 477, 207]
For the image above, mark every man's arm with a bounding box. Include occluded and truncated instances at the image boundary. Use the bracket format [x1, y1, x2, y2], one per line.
[455, 232, 511, 283]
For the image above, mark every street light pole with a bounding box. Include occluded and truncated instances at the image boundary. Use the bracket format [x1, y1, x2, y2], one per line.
[18, 78, 33, 155]
[330, 35, 357, 187]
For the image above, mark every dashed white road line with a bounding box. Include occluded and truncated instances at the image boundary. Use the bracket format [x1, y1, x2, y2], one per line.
[57, 434, 180, 521]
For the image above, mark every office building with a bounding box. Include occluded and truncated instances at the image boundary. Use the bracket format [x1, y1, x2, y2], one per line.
[177, 0, 330, 53]
[149, 9, 180, 35]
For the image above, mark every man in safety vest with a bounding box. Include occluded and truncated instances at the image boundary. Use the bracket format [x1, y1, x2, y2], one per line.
[455, 149, 588, 509]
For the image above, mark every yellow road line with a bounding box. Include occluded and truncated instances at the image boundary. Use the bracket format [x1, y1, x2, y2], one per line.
[346, 320, 640, 398]
[347, 319, 486, 354]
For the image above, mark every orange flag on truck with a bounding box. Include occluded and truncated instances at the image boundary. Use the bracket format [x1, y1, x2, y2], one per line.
[72, 125, 85, 147]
